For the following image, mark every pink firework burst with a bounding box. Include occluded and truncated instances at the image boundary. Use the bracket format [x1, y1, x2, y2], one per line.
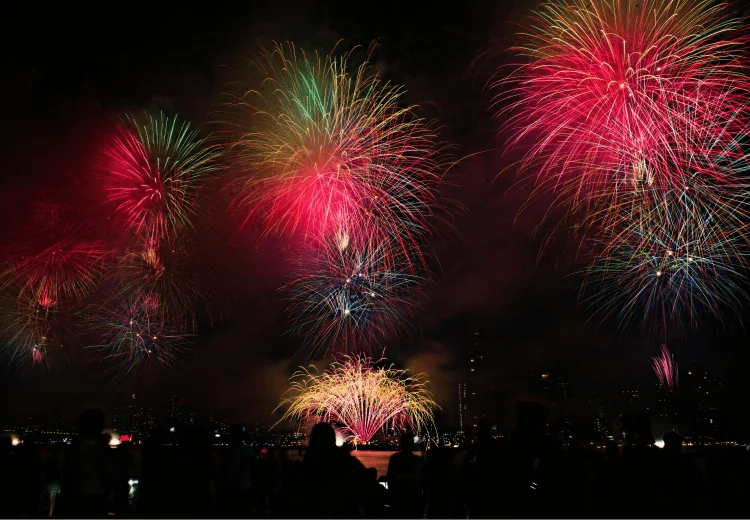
[495, 0, 750, 202]
[2, 206, 107, 311]
[99, 112, 220, 245]
[223, 43, 448, 267]
[651, 344, 678, 392]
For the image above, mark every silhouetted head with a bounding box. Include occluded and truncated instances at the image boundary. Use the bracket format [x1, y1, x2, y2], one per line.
[309, 422, 336, 450]
[78, 409, 105, 436]
[605, 440, 620, 459]
[366, 467, 377, 483]
[663, 431, 683, 454]
[516, 401, 549, 435]
[184, 428, 209, 450]
[477, 418, 493, 444]
[621, 411, 652, 444]
[399, 432, 415, 452]
[228, 424, 245, 442]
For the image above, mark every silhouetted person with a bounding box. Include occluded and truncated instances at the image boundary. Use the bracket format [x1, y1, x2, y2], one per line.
[362, 467, 387, 518]
[219, 424, 255, 518]
[465, 418, 504, 518]
[619, 411, 662, 516]
[605, 440, 620, 462]
[60, 409, 112, 518]
[139, 426, 179, 517]
[175, 427, 216, 518]
[386, 432, 425, 518]
[423, 444, 463, 518]
[660, 431, 704, 517]
[112, 441, 135, 516]
[251, 446, 279, 517]
[0, 436, 14, 516]
[4, 435, 43, 517]
[43, 456, 62, 518]
[298, 422, 366, 518]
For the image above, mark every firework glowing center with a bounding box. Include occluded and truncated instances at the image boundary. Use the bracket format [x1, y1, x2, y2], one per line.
[278, 356, 438, 444]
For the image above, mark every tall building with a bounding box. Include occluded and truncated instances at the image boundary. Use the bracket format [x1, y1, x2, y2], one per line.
[683, 366, 725, 441]
[591, 397, 611, 440]
[531, 372, 570, 440]
[113, 393, 145, 438]
[467, 329, 491, 438]
[457, 382, 467, 432]
[168, 394, 196, 427]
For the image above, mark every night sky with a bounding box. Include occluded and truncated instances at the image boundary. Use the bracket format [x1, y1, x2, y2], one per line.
[1, 0, 749, 434]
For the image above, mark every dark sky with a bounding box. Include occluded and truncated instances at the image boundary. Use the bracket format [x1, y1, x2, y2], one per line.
[1, 0, 747, 434]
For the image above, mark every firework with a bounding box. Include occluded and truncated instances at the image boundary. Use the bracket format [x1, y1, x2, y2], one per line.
[113, 236, 204, 321]
[495, 0, 750, 204]
[277, 356, 438, 444]
[88, 292, 192, 375]
[0, 206, 104, 367]
[99, 112, 221, 245]
[580, 186, 749, 331]
[1, 207, 107, 311]
[0, 299, 64, 367]
[283, 235, 423, 356]
[651, 344, 678, 391]
[223, 43, 447, 264]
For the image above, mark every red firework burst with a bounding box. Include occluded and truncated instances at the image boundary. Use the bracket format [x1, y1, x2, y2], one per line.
[1, 206, 106, 311]
[495, 0, 750, 200]
[223, 43, 448, 267]
[99, 112, 220, 245]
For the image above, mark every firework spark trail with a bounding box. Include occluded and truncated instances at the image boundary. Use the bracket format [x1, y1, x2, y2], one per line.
[222, 42, 448, 270]
[0, 298, 62, 367]
[100, 112, 221, 246]
[580, 185, 749, 331]
[495, 0, 750, 206]
[277, 355, 438, 444]
[114, 236, 204, 322]
[92, 112, 218, 374]
[651, 344, 678, 391]
[1, 213, 107, 312]
[0, 206, 106, 367]
[86, 236, 202, 375]
[283, 235, 423, 356]
[495, 0, 750, 331]
[87, 292, 192, 375]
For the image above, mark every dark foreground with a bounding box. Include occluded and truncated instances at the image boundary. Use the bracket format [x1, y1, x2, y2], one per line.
[1, 411, 749, 519]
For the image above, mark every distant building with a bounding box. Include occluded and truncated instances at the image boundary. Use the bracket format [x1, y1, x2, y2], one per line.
[531, 372, 570, 440]
[683, 365, 725, 441]
[464, 329, 494, 438]
[457, 382, 467, 432]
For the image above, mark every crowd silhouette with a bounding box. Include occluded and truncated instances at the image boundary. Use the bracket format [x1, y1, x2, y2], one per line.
[1, 402, 748, 518]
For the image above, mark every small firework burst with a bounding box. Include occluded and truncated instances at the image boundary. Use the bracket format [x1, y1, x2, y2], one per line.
[99, 112, 221, 245]
[283, 235, 423, 356]
[651, 344, 678, 392]
[580, 187, 749, 331]
[277, 355, 438, 444]
[1, 208, 107, 310]
[88, 292, 192, 375]
[0, 293, 66, 368]
[113, 236, 204, 321]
